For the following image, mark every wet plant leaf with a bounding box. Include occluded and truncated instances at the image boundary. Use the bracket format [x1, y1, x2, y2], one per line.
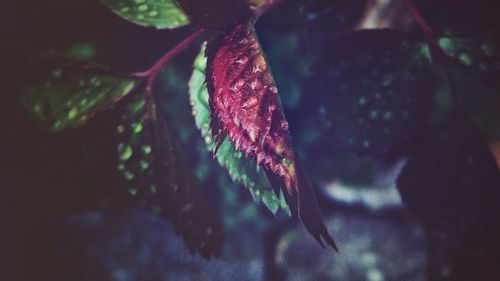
[189, 42, 288, 215]
[19, 56, 138, 132]
[439, 37, 500, 88]
[307, 29, 436, 157]
[116, 94, 223, 258]
[397, 121, 500, 256]
[433, 38, 500, 138]
[206, 23, 337, 249]
[100, 0, 189, 29]
[443, 60, 500, 139]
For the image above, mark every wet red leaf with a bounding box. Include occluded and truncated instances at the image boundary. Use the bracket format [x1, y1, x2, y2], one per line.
[206, 23, 337, 250]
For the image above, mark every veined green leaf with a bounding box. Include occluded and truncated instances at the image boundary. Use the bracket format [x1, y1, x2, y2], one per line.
[19, 56, 138, 132]
[101, 0, 189, 29]
[116, 93, 223, 258]
[189, 42, 289, 215]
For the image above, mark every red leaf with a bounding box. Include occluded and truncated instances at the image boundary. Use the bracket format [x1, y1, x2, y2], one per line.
[206, 23, 337, 250]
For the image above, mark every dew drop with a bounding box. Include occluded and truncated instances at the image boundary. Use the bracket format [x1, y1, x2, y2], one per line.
[119, 144, 133, 160]
[383, 111, 393, 121]
[143, 145, 152, 154]
[52, 69, 63, 78]
[124, 171, 134, 180]
[68, 108, 79, 120]
[117, 125, 125, 134]
[459, 53, 472, 66]
[363, 140, 371, 148]
[132, 122, 143, 134]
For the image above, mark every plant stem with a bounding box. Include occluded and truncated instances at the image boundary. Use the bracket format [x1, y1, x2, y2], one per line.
[402, 0, 445, 58]
[134, 28, 206, 94]
[403, 0, 466, 118]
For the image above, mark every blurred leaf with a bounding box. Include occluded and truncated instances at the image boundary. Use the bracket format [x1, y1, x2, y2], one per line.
[306, 29, 435, 157]
[116, 93, 223, 258]
[397, 121, 500, 257]
[19, 56, 138, 132]
[306, 0, 367, 34]
[177, 0, 254, 30]
[414, 0, 500, 39]
[189, 42, 288, 215]
[444, 61, 500, 138]
[435, 37, 500, 138]
[439, 37, 500, 88]
[100, 0, 189, 29]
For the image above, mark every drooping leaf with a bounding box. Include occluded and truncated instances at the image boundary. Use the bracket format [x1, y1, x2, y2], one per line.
[116, 93, 223, 258]
[19, 56, 138, 132]
[443, 60, 500, 138]
[432, 38, 500, 138]
[100, 0, 189, 29]
[414, 0, 500, 39]
[177, 0, 262, 30]
[206, 23, 337, 250]
[396, 120, 500, 275]
[306, 29, 436, 157]
[439, 37, 500, 88]
[189, 42, 288, 215]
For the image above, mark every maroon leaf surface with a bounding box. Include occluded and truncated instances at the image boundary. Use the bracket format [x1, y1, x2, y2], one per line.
[206, 23, 337, 250]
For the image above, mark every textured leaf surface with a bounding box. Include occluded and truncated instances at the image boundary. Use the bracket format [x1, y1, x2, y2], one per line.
[307, 29, 435, 157]
[116, 94, 223, 258]
[19, 57, 137, 132]
[206, 23, 337, 249]
[189, 42, 288, 215]
[101, 0, 189, 29]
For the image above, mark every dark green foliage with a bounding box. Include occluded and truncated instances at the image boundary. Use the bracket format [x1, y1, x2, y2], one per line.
[439, 37, 500, 88]
[19, 56, 138, 132]
[397, 122, 500, 229]
[307, 30, 435, 157]
[443, 60, 500, 138]
[397, 121, 500, 280]
[176, 0, 257, 30]
[116, 94, 223, 258]
[415, 0, 500, 38]
[432, 37, 500, 138]
[306, 0, 367, 34]
[188, 43, 289, 215]
[100, 0, 190, 29]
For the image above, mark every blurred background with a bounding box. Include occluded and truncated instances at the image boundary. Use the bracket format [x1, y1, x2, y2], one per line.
[3, 0, 500, 280]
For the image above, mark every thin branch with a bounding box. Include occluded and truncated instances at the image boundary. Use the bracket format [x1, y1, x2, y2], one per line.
[134, 28, 206, 94]
[403, 0, 464, 118]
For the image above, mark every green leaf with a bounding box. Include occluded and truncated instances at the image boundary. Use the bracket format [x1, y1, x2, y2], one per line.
[19, 56, 138, 132]
[444, 61, 500, 138]
[436, 37, 500, 138]
[116, 93, 223, 258]
[189, 42, 289, 215]
[100, 0, 189, 29]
